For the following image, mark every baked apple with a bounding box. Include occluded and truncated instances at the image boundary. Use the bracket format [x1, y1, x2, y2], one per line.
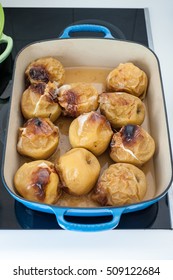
[57, 83, 99, 117]
[110, 125, 155, 166]
[21, 82, 61, 122]
[106, 62, 148, 99]
[25, 56, 65, 87]
[17, 117, 59, 159]
[92, 163, 147, 206]
[55, 148, 100, 196]
[69, 111, 113, 156]
[14, 160, 61, 204]
[99, 92, 145, 128]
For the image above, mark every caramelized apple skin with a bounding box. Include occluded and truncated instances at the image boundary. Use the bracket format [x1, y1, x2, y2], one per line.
[25, 56, 65, 87]
[92, 163, 147, 206]
[69, 111, 113, 156]
[21, 82, 61, 122]
[106, 62, 148, 99]
[14, 160, 61, 204]
[58, 83, 99, 117]
[110, 125, 155, 166]
[99, 92, 145, 128]
[17, 117, 59, 159]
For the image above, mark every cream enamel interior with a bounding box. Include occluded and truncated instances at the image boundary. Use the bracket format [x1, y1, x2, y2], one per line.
[3, 38, 172, 206]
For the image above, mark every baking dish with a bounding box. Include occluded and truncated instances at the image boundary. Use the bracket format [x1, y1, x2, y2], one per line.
[1, 24, 173, 231]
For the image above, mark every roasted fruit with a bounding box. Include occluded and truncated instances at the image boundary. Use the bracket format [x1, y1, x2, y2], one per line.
[17, 117, 59, 159]
[25, 56, 65, 86]
[110, 125, 155, 166]
[55, 148, 100, 196]
[92, 163, 147, 206]
[57, 83, 99, 117]
[99, 92, 145, 128]
[14, 160, 61, 204]
[21, 82, 61, 122]
[106, 62, 148, 99]
[69, 111, 113, 156]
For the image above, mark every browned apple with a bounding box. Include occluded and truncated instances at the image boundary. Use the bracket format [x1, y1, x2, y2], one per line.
[14, 160, 61, 204]
[25, 56, 65, 86]
[17, 117, 59, 159]
[69, 111, 113, 156]
[57, 83, 99, 117]
[21, 82, 61, 122]
[92, 163, 147, 206]
[99, 92, 145, 128]
[110, 125, 155, 166]
[106, 62, 148, 99]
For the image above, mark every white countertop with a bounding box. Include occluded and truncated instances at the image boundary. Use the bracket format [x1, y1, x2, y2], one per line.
[1, 0, 173, 261]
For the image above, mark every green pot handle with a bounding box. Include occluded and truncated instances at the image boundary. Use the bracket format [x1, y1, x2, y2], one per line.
[0, 33, 13, 63]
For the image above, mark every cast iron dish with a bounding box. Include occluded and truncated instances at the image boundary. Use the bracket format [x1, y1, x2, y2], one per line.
[2, 24, 173, 231]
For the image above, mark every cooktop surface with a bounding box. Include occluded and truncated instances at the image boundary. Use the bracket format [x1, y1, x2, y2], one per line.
[0, 8, 171, 230]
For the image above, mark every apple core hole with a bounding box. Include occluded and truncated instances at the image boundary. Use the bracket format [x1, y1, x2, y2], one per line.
[137, 105, 141, 114]
[86, 156, 92, 165]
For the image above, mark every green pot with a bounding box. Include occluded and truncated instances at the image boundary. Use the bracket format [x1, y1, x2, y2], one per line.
[0, 3, 13, 63]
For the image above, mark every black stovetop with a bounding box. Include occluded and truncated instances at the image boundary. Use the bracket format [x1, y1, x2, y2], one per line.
[0, 8, 171, 229]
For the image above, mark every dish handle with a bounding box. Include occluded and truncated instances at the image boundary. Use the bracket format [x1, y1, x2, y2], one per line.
[51, 207, 125, 232]
[59, 24, 114, 39]
[0, 33, 13, 63]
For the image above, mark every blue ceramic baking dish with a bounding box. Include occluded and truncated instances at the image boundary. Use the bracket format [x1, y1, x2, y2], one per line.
[2, 24, 173, 231]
